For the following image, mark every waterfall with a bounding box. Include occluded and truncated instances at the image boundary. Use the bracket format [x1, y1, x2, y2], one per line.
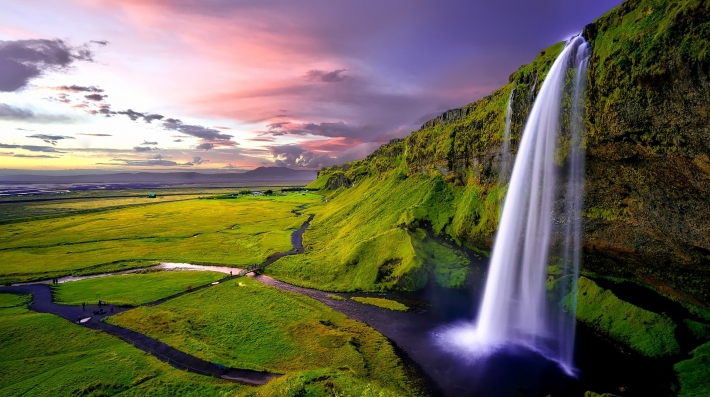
[436, 36, 590, 376]
[528, 73, 538, 104]
[499, 87, 515, 183]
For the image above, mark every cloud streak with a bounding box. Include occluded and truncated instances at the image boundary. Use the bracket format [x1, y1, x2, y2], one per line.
[27, 134, 75, 145]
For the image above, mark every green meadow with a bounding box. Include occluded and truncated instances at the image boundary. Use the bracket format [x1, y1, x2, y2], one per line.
[54, 270, 225, 306]
[0, 304, 242, 396]
[0, 194, 319, 284]
[350, 297, 408, 312]
[108, 276, 420, 396]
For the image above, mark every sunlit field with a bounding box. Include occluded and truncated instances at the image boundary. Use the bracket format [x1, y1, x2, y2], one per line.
[0, 193, 320, 284]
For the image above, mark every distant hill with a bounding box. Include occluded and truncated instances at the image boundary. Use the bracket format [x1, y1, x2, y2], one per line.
[0, 167, 317, 184]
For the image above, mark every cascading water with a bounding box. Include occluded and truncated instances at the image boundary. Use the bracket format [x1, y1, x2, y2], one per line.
[499, 87, 515, 183]
[528, 73, 538, 104]
[436, 36, 590, 376]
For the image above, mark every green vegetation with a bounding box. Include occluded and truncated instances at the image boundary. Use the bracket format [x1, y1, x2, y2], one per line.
[675, 342, 710, 397]
[0, 195, 317, 284]
[268, 174, 477, 292]
[327, 294, 347, 301]
[0, 195, 204, 222]
[0, 304, 242, 396]
[54, 270, 224, 306]
[350, 297, 408, 312]
[0, 293, 30, 308]
[109, 277, 421, 396]
[567, 277, 679, 357]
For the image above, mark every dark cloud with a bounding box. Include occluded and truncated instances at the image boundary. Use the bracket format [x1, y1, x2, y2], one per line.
[0, 39, 93, 92]
[133, 146, 157, 152]
[305, 69, 348, 83]
[267, 120, 376, 142]
[140, 140, 158, 145]
[0, 103, 72, 123]
[0, 143, 64, 153]
[90, 40, 108, 46]
[267, 121, 290, 130]
[52, 85, 103, 93]
[143, 114, 164, 123]
[184, 156, 208, 166]
[76, 133, 112, 137]
[268, 144, 335, 168]
[97, 104, 115, 116]
[224, 163, 237, 169]
[117, 109, 146, 121]
[27, 134, 75, 145]
[196, 143, 214, 150]
[98, 158, 179, 167]
[247, 137, 276, 142]
[84, 93, 106, 101]
[163, 119, 233, 141]
[13, 154, 60, 158]
[173, 139, 184, 142]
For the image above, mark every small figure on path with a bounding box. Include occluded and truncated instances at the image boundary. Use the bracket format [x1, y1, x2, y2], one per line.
[98, 300, 102, 308]
[230, 271, 233, 276]
[110, 304, 114, 313]
[82, 302, 85, 311]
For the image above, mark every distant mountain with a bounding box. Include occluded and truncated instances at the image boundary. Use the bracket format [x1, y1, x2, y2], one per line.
[0, 167, 317, 184]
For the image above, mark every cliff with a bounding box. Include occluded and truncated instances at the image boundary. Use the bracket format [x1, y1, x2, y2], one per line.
[271, 0, 710, 308]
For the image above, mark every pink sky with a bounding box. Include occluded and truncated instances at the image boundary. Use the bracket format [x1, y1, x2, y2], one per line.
[0, 0, 621, 172]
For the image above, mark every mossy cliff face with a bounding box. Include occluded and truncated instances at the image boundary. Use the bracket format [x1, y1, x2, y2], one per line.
[308, 0, 710, 307]
[582, 0, 710, 308]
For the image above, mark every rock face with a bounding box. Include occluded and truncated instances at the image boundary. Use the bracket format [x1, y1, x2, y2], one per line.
[582, 0, 710, 307]
[314, 0, 710, 306]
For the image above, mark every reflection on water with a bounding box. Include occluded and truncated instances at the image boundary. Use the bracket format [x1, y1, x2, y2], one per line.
[159, 263, 244, 274]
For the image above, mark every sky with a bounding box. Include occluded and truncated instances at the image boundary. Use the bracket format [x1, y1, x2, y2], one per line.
[0, 0, 621, 173]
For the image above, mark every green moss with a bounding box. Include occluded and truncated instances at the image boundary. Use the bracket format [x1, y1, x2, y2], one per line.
[54, 270, 225, 306]
[568, 277, 680, 357]
[327, 294, 347, 301]
[674, 342, 710, 397]
[109, 277, 419, 396]
[350, 297, 408, 312]
[0, 305, 241, 396]
[684, 319, 710, 343]
[0, 293, 30, 308]
[269, 173, 478, 292]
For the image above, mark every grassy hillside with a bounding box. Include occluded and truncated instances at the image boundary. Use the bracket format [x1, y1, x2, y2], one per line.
[275, 0, 710, 309]
[109, 276, 422, 396]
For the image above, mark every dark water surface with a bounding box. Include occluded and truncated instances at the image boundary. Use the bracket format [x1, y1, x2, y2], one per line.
[257, 275, 676, 397]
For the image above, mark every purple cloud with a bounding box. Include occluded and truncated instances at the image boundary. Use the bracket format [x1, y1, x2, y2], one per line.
[0, 39, 93, 92]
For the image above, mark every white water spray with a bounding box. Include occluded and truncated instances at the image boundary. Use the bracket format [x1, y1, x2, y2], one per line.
[436, 37, 590, 375]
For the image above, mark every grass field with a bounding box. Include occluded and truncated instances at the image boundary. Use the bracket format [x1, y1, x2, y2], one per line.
[351, 297, 408, 312]
[0, 195, 202, 222]
[0, 194, 319, 284]
[0, 304, 243, 396]
[54, 270, 225, 306]
[108, 276, 421, 396]
[0, 293, 30, 308]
